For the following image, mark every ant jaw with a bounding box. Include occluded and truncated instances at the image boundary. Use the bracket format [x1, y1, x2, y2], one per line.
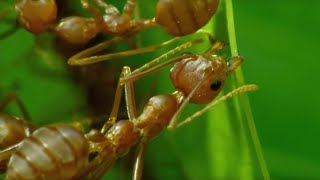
[227, 56, 244, 75]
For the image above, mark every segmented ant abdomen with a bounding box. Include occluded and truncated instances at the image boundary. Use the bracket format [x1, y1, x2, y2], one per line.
[6, 125, 89, 180]
[105, 121, 140, 157]
[156, 0, 220, 36]
[136, 94, 179, 139]
[170, 54, 227, 104]
[54, 16, 99, 46]
[0, 114, 31, 150]
[15, 0, 57, 34]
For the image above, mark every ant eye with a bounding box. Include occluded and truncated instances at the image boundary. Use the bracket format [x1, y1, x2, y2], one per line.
[210, 79, 221, 91]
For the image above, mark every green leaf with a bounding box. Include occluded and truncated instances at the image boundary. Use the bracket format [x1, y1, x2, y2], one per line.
[206, 0, 270, 179]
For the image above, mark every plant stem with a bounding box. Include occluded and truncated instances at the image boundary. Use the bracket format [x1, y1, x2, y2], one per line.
[225, 0, 270, 179]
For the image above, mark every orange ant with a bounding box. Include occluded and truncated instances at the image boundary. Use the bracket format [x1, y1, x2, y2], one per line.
[12, 0, 221, 65]
[0, 36, 257, 179]
[99, 36, 258, 179]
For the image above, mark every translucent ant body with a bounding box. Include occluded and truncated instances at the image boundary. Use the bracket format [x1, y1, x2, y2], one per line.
[13, 0, 221, 65]
[0, 37, 257, 179]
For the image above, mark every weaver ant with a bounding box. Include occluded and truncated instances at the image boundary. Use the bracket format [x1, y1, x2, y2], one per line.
[0, 34, 256, 179]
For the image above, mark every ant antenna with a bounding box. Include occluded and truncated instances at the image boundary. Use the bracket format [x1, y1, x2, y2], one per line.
[171, 84, 258, 129]
[121, 38, 204, 83]
[0, 94, 31, 121]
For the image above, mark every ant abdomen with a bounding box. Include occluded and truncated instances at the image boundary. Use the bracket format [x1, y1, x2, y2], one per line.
[170, 54, 227, 104]
[15, 0, 57, 34]
[0, 115, 31, 150]
[156, 0, 220, 36]
[135, 94, 180, 140]
[6, 125, 89, 180]
[54, 16, 99, 46]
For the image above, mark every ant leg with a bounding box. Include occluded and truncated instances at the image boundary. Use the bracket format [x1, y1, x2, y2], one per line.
[68, 36, 125, 65]
[0, 5, 14, 20]
[121, 66, 148, 180]
[0, 144, 20, 172]
[123, 66, 137, 119]
[170, 85, 258, 129]
[205, 40, 225, 55]
[0, 6, 18, 40]
[0, 19, 20, 40]
[0, 94, 30, 121]
[100, 65, 138, 132]
[67, 30, 214, 66]
[134, 18, 158, 32]
[123, 0, 137, 18]
[92, 0, 120, 15]
[132, 140, 147, 180]
[195, 29, 217, 43]
[120, 38, 205, 83]
[87, 153, 115, 180]
[0, 144, 19, 161]
[68, 36, 183, 66]
[100, 66, 137, 134]
[80, 0, 105, 26]
[100, 66, 127, 134]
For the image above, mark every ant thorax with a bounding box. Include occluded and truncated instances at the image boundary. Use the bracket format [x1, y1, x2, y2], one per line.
[170, 54, 228, 104]
[102, 14, 132, 35]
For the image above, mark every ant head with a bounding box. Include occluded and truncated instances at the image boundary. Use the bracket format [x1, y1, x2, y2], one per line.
[170, 53, 243, 104]
[16, 0, 57, 34]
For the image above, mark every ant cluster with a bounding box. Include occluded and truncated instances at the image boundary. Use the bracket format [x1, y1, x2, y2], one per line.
[0, 0, 257, 179]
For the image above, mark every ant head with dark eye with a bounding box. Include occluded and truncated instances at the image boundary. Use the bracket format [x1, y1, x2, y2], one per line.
[170, 53, 244, 105]
[170, 54, 227, 104]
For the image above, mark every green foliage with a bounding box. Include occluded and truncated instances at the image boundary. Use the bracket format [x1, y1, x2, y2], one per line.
[234, 0, 320, 179]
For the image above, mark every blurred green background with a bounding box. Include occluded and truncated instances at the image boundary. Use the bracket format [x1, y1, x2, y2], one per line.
[0, 0, 319, 179]
[234, 0, 320, 179]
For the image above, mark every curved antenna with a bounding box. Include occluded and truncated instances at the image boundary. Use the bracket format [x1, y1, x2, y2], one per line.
[0, 94, 31, 121]
[175, 84, 258, 128]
